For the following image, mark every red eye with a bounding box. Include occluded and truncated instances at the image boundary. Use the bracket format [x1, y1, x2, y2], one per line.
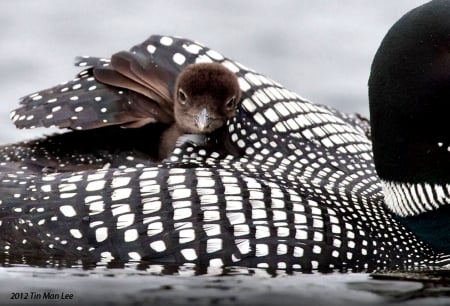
[226, 97, 236, 109]
[178, 89, 187, 105]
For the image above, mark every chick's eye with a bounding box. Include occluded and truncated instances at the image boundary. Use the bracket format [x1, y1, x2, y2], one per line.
[226, 97, 236, 109]
[178, 89, 187, 104]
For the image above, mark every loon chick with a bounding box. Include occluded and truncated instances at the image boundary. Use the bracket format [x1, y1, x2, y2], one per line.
[158, 63, 240, 160]
[369, 0, 450, 252]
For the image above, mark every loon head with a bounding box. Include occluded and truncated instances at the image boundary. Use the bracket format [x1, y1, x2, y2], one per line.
[173, 63, 241, 134]
[369, 0, 450, 252]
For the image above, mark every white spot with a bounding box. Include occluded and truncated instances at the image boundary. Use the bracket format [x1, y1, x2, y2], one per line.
[174, 208, 192, 220]
[256, 244, 269, 257]
[94, 97, 102, 102]
[128, 252, 141, 260]
[143, 201, 162, 214]
[60, 193, 76, 199]
[238, 77, 251, 92]
[160, 36, 173, 46]
[206, 50, 224, 60]
[32, 95, 42, 101]
[255, 226, 270, 239]
[112, 204, 130, 216]
[59, 205, 77, 217]
[70, 229, 83, 239]
[147, 221, 163, 236]
[236, 239, 251, 254]
[84, 196, 102, 204]
[26, 115, 34, 121]
[195, 54, 213, 64]
[70, 96, 79, 101]
[88, 86, 97, 91]
[172, 188, 191, 200]
[181, 248, 198, 260]
[111, 188, 132, 201]
[95, 227, 108, 242]
[173, 53, 186, 65]
[72, 84, 82, 90]
[112, 177, 131, 188]
[117, 213, 135, 229]
[147, 44, 156, 54]
[293, 246, 304, 257]
[100, 252, 114, 260]
[206, 238, 222, 253]
[41, 185, 51, 192]
[140, 170, 158, 179]
[183, 43, 202, 54]
[124, 229, 138, 242]
[179, 229, 195, 244]
[86, 180, 106, 191]
[101, 108, 107, 113]
[52, 106, 61, 113]
[74, 106, 83, 112]
[150, 240, 166, 252]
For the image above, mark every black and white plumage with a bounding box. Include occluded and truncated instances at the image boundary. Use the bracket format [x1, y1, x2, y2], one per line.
[0, 0, 449, 272]
[10, 37, 238, 132]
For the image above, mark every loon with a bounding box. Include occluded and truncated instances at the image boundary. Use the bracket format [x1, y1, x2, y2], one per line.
[0, 0, 448, 272]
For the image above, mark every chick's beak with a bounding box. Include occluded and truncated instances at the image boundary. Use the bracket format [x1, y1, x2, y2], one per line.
[194, 108, 210, 132]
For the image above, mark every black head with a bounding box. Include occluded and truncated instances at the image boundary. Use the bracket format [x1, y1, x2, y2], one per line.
[173, 63, 241, 134]
[369, 0, 450, 184]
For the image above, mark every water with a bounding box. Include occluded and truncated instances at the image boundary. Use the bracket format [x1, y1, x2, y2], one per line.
[1, 264, 449, 306]
[1, 1, 449, 305]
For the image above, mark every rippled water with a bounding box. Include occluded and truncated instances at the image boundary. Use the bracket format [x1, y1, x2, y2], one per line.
[1, 1, 449, 305]
[1, 263, 449, 306]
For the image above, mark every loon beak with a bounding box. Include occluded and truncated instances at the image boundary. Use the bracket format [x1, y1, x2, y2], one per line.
[194, 108, 210, 132]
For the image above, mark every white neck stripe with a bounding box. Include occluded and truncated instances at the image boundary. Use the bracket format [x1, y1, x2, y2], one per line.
[381, 180, 450, 217]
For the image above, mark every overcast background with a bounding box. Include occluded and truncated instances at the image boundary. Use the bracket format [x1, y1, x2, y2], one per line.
[0, 0, 428, 143]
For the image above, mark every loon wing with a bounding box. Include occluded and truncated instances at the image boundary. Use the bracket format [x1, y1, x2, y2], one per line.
[10, 35, 203, 130]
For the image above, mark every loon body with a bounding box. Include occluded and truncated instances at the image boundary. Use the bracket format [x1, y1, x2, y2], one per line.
[0, 0, 449, 271]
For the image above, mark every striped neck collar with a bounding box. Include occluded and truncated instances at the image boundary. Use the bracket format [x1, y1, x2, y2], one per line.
[381, 180, 450, 217]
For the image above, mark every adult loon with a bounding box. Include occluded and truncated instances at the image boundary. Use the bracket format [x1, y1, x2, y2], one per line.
[0, 0, 448, 272]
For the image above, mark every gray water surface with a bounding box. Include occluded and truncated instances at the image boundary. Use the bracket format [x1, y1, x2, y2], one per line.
[1, 265, 449, 306]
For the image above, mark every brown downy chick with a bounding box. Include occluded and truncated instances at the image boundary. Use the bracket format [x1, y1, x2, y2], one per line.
[158, 63, 241, 160]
